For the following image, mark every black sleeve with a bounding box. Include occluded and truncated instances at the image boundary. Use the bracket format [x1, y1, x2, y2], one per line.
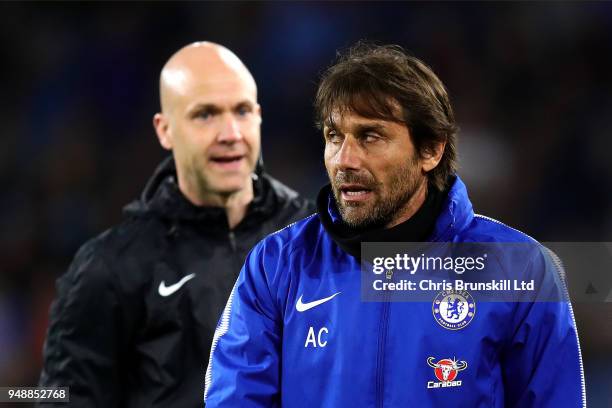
[38, 241, 127, 407]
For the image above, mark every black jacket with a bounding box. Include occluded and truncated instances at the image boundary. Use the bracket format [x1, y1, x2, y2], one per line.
[39, 157, 314, 407]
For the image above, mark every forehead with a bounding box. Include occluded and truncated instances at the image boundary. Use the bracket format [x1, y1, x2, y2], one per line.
[185, 76, 256, 105]
[325, 108, 402, 130]
[165, 67, 257, 112]
[323, 95, 405, 128]
[186, 72, 256, 102]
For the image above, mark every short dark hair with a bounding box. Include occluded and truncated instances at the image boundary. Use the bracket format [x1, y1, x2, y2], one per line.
[315, 42, 458, 191]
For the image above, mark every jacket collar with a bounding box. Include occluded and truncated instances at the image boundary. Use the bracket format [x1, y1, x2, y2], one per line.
[429, 175, 474, 241]
[317, 175, 474, 258]
[123, 156, 277, 228]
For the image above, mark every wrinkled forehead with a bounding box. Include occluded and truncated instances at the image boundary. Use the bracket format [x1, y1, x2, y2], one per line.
[321, 92, 405, 129]
[323, 95, 405, 130]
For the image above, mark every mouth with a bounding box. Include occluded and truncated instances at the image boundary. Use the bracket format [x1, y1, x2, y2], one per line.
[338, 183, 374, 203]
[209, 154, 245, 170]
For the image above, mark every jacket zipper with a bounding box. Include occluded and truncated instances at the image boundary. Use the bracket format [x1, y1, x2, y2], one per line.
[372, 217, 454, 407]
[374, 204, 455, 406]
[375, 295, 391, 408]
[228, 231, 237, 252]
[372, 220, 453, 407]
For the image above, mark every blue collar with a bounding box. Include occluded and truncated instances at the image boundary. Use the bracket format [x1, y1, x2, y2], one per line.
[429, 175, 474, 241]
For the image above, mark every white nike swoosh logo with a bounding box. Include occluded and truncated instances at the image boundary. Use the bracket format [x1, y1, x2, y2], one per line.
[158, 273, 196, 297]
[296, 292, 341, 312]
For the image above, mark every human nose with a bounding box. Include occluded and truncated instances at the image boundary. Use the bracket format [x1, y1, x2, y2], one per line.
[217, 114, 242, 143]
[334, 136, 363, 171]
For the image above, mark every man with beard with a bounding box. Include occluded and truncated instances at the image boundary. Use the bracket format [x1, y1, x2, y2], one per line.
[204, 43, 585, 407]
[38, 42, 313, 407]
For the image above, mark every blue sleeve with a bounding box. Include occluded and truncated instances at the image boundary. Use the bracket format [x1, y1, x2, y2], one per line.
[204, 239, 283, 407]
[501, 248, 586, 407]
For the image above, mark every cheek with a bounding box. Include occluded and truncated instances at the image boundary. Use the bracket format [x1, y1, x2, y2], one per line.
[324, 141, 342, 160]
[366, 155, 402, 189]
[197, 124, 229, 151]
[323, 145, 337, 172]
[177, 123, 208, 147]
[243, 126, 261, 153]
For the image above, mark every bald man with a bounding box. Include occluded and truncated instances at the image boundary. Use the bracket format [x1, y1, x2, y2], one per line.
[38, 42, 314, 407]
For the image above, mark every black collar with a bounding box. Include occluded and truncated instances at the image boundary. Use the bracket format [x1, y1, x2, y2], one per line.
[316, 183, 448, 259]
[123, 156, 277, 231]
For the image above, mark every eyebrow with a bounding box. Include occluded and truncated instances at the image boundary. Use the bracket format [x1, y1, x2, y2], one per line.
[189, 100, 255, 114]
[324, 121, 387, 133]
[353, 123, 386, 133]
[190, 104, 222, 114]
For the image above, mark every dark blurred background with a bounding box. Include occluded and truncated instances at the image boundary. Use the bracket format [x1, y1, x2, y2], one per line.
[0, 1, 610, 406]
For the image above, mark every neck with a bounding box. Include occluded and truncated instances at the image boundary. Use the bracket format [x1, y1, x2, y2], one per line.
[178, 175, 254, 229]
[384, 179, 428, 229]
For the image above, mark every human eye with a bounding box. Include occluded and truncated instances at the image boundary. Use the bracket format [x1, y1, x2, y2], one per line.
[192, 107, 216, 121]
[325, 129, 342, 144]
[198, 111, 212, 120]
[364, 132, 381, 143]
[235, 103, 253, 117]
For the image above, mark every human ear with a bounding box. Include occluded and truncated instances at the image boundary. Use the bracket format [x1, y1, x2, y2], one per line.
[421, 141, 446, 172]
[153, 113, 173, 150]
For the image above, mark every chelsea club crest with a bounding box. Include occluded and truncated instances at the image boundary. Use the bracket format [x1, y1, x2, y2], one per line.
[432, 289, 475, 330]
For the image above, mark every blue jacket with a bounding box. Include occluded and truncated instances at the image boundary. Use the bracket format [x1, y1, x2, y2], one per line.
[205, 176, 586, 407]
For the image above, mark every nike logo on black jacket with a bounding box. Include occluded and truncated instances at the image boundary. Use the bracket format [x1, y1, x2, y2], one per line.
[38, 156, 315, 407]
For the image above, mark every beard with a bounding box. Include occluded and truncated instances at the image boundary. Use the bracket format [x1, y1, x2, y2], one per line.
[329, 154, 424, 230]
